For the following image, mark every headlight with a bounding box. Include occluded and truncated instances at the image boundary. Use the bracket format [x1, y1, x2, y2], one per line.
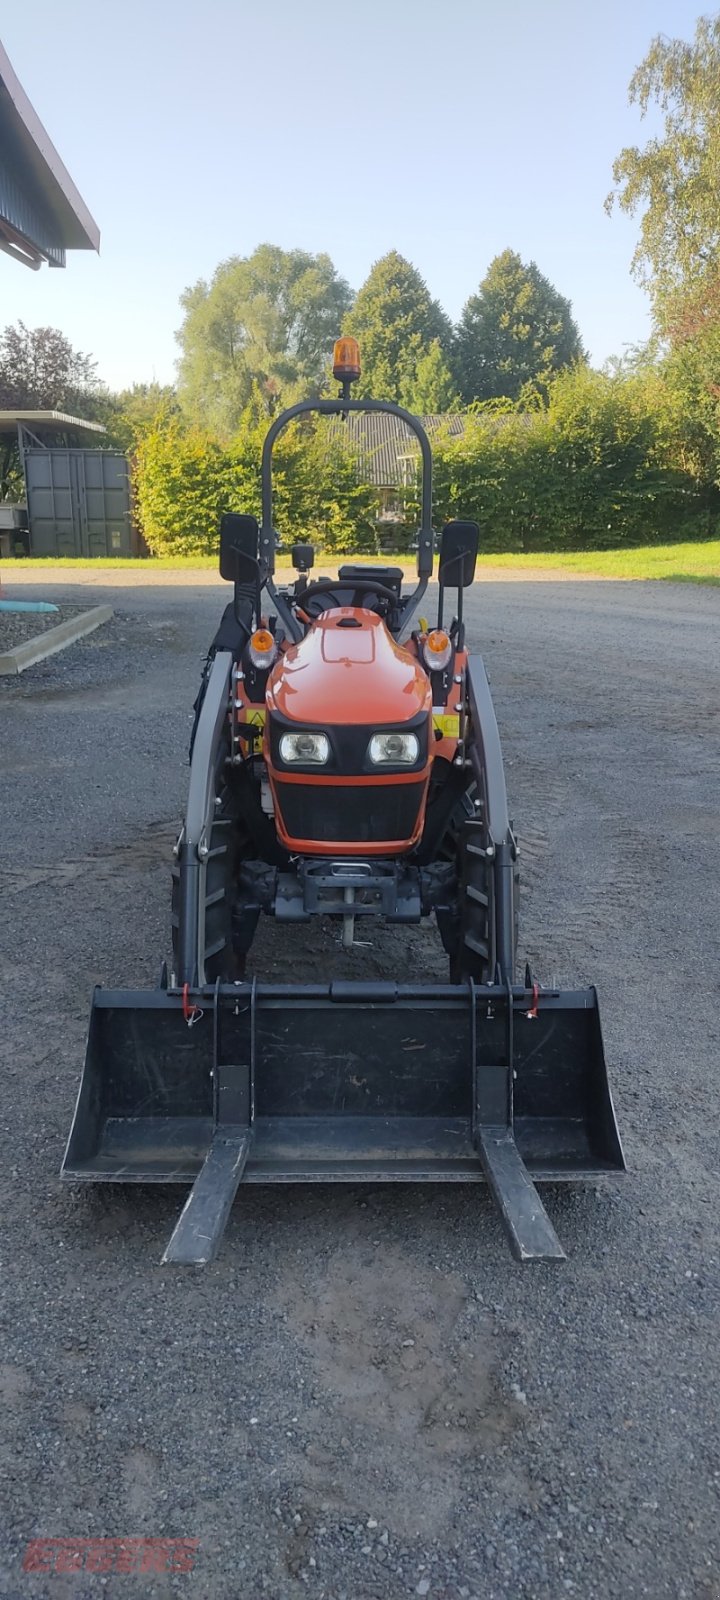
[279, 731, 330, 764]
[422, 628, 452, 672]
[368, 732, 419, 765]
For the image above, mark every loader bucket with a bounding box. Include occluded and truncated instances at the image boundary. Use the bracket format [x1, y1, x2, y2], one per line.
[62, 980, 624, 1264]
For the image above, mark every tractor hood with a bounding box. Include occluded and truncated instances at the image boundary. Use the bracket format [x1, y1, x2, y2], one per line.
[267, 608, 431, 726]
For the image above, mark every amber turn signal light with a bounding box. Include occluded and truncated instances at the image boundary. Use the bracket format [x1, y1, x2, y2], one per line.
[422, 629, 453, 671]
[248, 628, 277, 670]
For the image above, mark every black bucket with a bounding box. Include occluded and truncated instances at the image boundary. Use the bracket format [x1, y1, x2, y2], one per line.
[63, 981, 624, 1188]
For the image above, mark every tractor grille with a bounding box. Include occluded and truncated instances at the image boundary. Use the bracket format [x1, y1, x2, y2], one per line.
[275, 782, 426, 845]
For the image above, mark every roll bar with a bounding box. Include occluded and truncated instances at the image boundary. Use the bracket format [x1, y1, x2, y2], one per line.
[260, 396, 435, 578]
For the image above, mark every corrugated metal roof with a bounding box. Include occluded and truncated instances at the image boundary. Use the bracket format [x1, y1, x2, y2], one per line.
[0, 42, 99, 268]
[327, 413, 467, 487]
[0, 410, 105, 434]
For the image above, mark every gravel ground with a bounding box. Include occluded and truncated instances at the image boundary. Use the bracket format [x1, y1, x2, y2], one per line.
[0, 603, 87, 654]
[1, 574, 719, 1600]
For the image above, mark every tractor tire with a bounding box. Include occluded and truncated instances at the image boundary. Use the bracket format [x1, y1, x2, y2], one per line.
[447, 799, 520, 985]
[451, 816, 495, 983]
[430, 777, 495, 984]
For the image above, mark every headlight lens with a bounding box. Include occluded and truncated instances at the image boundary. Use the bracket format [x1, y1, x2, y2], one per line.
[279, 731, 330, 764]
[368, 732, 419, 765]
[422, 628, 452, 672]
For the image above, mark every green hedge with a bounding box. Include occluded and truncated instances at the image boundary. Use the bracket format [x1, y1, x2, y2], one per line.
[135, 368, 719, 559]
[431, 367, 717, 551]
[135, 416, 377, 558]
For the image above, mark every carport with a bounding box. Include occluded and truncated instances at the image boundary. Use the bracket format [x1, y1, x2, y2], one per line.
[0, 38, 99, 268]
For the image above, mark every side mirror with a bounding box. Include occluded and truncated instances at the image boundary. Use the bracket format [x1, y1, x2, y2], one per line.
[291, 543, 315, 574]
[438, 520, 479, 588]
[219, 513, 259, 583]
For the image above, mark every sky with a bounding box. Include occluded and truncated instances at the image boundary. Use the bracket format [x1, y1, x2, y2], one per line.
[0, 0, 708, 392]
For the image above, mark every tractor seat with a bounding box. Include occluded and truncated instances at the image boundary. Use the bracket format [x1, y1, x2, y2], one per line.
[337, 564, 404, 597]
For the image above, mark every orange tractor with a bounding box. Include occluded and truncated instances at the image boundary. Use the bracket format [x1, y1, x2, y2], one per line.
[63, 339, 624, 1263]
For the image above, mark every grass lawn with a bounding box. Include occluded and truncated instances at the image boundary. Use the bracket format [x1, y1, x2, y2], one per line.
[1, 540, 719, 584]
[474, 540, 720, 584]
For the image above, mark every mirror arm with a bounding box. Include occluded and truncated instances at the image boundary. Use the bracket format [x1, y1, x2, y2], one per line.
[456, 582, 464, 649]
[397, 576, 428, 642]
[232, 582, 253, 636]
[265, 573, 303, 644]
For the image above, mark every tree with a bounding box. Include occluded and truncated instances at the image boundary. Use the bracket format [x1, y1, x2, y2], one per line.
[405, 339, 460, 414]
[342, 251, 453, 404]
[101, 383, 180, 452]
[0, 321, 99, 411]
[608, 19, 720, 485]
[608, 16, 720, 325]
[176, 244, 353, 436]
[454, 250, 585, 405]
[0, 321, 105, 500]
[662, 311, 720, 487]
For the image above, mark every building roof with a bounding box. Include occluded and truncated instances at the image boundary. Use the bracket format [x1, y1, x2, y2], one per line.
[0, 41, 100, 268]
[332, 412, 466, 487]
[0, 409, 105, 435]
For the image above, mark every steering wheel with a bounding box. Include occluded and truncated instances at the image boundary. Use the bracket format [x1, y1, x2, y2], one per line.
[297, 577, 401, 619]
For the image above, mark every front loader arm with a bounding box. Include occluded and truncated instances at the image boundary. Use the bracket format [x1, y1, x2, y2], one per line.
[175, 650, 233, 987]
[466, 656, 518, 983]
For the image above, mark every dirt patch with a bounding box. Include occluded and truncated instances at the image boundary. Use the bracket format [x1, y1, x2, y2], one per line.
[275, 1245, 527, 1541]
[1, 819, 177, 898]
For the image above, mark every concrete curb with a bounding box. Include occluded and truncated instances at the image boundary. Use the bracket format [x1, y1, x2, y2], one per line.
[0, 604, 114, 675]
